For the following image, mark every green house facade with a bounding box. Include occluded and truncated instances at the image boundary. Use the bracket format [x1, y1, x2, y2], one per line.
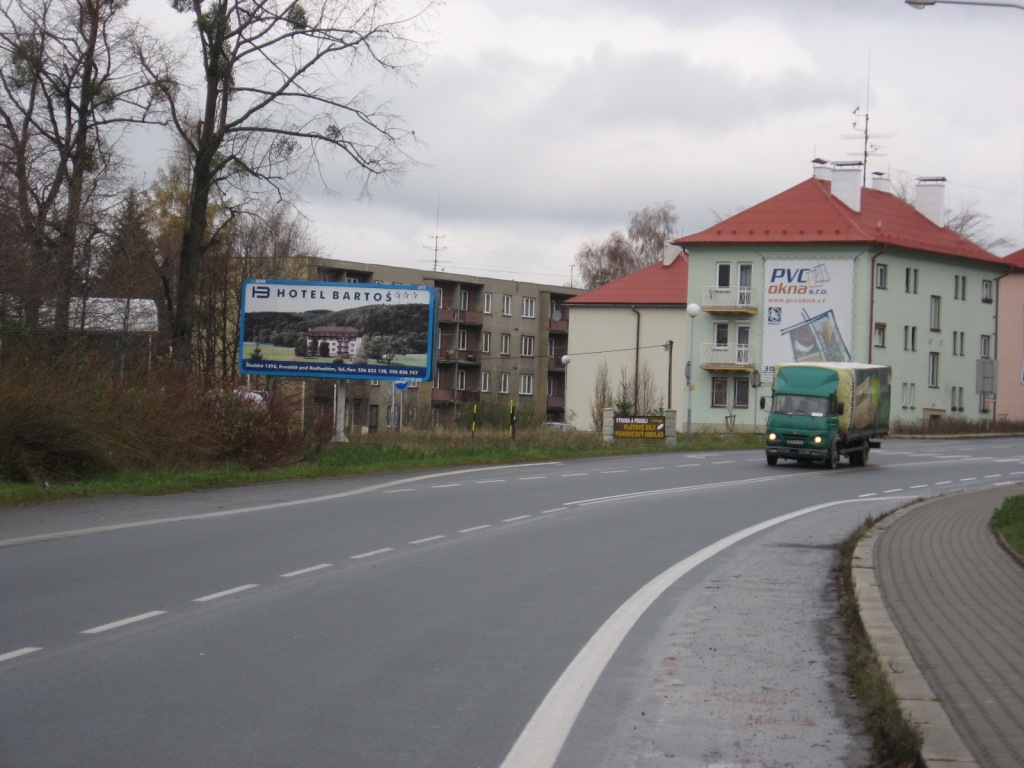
[675, 162, 1007, 433]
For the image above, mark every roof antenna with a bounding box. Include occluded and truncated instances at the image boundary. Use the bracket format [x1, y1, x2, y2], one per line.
[842, 50, 894, 185]
[424, 193, 447, 271]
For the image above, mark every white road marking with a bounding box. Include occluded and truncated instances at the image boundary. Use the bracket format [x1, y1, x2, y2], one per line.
[985, 474, 1003, 479]
[0, 647, 42, 662]
[458, 525, 491, 533]
[383, 488, 416, 494]
[936, 480, 953, 485]
[410, 535, 446, 545]
[281, 564, 332, 578]
[600, 470, 628, 475]
[521, 476, 548, 481]
[476, 479, 506, 484]
[193, 585, 258, 602]
[431, 483, 462, 489]
[712, 460, 735, 465]
[560, 473, 588, 477]
[859, 493, 878, 498]
[503, 515, 531, 523]
[539, 508, 565, 515]
[640, 467, 664, 472]
[500, 497, 898, 768]
[884, 489, 904, 494]
[910, 485, 928, 489]
[350, 548, 394, 560]
[82, 611, 166, 634]
[960, 478, 977, 482]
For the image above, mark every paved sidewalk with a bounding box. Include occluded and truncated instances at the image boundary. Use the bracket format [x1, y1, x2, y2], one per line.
[855, 484, 1024, 768]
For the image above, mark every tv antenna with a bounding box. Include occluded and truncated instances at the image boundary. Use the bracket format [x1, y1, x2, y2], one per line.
[841, 51, 894, 185]
[423, 193, 448, 272]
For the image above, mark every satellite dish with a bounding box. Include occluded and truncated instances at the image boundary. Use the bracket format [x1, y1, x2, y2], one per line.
[552, 310, 562, 321]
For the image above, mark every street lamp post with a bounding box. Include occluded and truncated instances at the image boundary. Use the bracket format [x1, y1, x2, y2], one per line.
[685, 303, 700, 438]
[906, 0, 1024, 10]
[663, 340, 674, 410]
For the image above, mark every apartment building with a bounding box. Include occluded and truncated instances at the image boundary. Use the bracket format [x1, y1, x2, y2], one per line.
[305, 258, 580, 431]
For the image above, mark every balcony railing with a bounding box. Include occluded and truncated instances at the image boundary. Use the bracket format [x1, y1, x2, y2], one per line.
[701, 286, 754, 311]
[431, 388, 481, 404]
[699, 343, 752, 368]
[437, 307, 485, 324]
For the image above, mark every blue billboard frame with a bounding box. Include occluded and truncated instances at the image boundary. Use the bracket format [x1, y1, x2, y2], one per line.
[238, 279, 436, 381]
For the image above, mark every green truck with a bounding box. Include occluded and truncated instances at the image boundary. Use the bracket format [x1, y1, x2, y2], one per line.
[762, 362, 891, 469]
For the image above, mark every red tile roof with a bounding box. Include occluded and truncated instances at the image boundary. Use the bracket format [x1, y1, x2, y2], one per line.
[566, 251, 688, 305]
[674, 177, 1006, 265]
[1003, 248, 1024, 269]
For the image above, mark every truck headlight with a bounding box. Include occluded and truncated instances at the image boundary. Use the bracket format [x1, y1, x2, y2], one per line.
[768, 432, 777, 442]
[813, 435, 823, 445]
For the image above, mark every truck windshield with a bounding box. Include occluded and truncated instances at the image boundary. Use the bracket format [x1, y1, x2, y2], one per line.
[772, 395, 829, 417]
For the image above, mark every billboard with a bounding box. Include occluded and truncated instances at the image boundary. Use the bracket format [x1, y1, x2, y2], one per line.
[238, 279, 435, 381]
[762, 261, 853, 383]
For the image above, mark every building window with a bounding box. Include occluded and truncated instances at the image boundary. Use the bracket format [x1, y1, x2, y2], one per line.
[716, 263, 731, 288]
[711, 377, 728, 408]
[928, 352, 939, 387]
[873, 323, 886, 348]
[520, 335, 535, 357]
[481, 371, 490, 392]
[499, 372, 510, 394]
[457, 329, 468, 351]
[714, 322, 729, 348]
[981, 334, 991, 358]
[483, 292, 492, 314]
[548, 337, 556, 357]
[522, 297, 536, 318]
[547, 375, 555, 397]
[456, 369, 466, 391]
[502, 294, 512, 316]
[500, 333, 511, 355]
[734, 378, 750, 409]
[902, 382, 916, 409]
[875, 263, 888, 289]
[905, 267, 918, 294]
[407, 379, 419, 389]
[738, 263, 753, 305]
[952, 331, 965, 357]
[370, 380, 380, 387]
[519, 374, 534, 396]
[459, 290, 469, 311]
[954, 274, 966, 301]
[903, 325, 917, 352]
[930, 296, 941, 331]
[982, 280, 993, 304]
[482, 331, 491, 354]
[951, 385, 964, 412]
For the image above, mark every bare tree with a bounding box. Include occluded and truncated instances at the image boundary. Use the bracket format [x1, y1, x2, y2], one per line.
[575, 201, 678, 289]
[0, 0, 164, 334]
[146, 0, 438, 368]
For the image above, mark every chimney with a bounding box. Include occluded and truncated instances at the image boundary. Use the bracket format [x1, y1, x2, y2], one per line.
[663, 243, 687, 267]
[914, 177, 947, 227]
[871, 171, 893, 194]
[812, 158, 831, 181]
[831, 161, 863, 212]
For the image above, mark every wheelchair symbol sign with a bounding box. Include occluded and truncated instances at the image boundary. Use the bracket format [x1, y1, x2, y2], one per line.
[767, 306, 782, 324]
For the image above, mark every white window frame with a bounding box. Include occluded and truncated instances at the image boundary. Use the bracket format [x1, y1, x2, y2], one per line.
[481, 371, 490, 392]
[459, 289, 469, 311]
[905, 267, 918, 294]
[904, 325, 917, 352]
[482, 331, 491, 354]
[873, 323, 886, 348]
[928, 351, 939, 388]
[875, 263, 888, 289]
[456, 369, 466, 391]
[981, 334, 991, 358]
[519, 373, 534, 396]
[982, 280, 993, 304]
[522, 297, 536, 318]
[500, 333, 511, 356]
[520, 335, 535, 357]
[499, 372, 510, 394]
[930, 296, 941, 331]
[483, 292, 493, 314]
[502, 294, 512, 316]
[457, 329, 468, 351]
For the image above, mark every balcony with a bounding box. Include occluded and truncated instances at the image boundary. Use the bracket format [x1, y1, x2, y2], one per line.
[431, 388, 481, 404]
[699, 343, 755, 371]
[437, 307, 484, 325]
[548, 318, 568, 333]
[548, 355, 567, 372]
[701, 286, 756, 314]
[437, 349, 480, 364]
[546, 395, 565, 411]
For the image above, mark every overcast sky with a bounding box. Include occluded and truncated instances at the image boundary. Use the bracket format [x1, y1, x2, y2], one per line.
[134, 0, 1024, 287]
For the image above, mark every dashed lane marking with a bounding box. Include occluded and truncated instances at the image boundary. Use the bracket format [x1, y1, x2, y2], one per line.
[350, 548, 394, 560]
[82, 611, 167, 634]
[193, 585, 258, 602]
[281, 564, 332, 578]
[0, 647, 42, 663]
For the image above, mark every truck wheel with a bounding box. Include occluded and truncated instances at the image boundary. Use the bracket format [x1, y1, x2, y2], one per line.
[825, 441, 840, 470]
[767, 455, 778, 466]
[849, 444, 870, 467]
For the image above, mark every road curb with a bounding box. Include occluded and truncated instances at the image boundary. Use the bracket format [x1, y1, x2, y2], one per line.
[852, 497, 979, 768]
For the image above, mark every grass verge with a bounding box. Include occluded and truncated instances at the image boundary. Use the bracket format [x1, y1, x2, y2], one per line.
[835, 516, 923, 768]
[991, 495, 1024, 561]
[0, 429, 764, 507]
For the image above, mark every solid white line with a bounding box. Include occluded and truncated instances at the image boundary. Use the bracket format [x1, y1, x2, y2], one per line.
[281, 564, 332, 578]
[193, 585, 257, 602]
[0, 647, 42, 662]
[459, 525, 491, 533]
[500, 498, 893, 768]
[82, 610, 166, 634]
[410, 535, 446, 545]
[503, 515, 531, 523]
[566, 474, 796, 508]
[351, 548, 394, 560]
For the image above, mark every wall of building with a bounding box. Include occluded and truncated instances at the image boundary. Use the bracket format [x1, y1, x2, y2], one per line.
[565, 305, 681, 430]
[996, 273, 1024, 421]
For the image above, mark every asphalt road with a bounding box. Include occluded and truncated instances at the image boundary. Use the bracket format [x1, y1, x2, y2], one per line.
[2, 437, 1023, 767]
